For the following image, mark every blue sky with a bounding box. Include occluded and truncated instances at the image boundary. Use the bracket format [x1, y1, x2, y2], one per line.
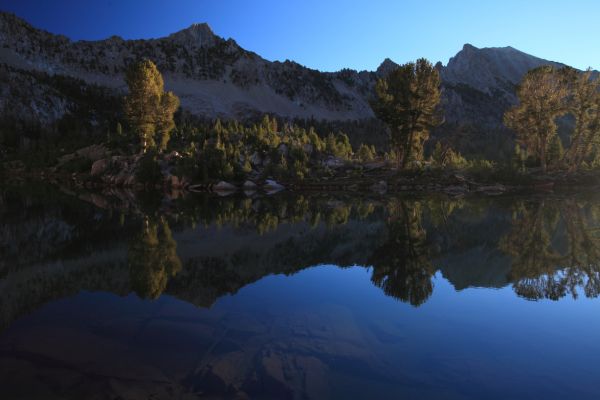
[1, 0, 598, 71]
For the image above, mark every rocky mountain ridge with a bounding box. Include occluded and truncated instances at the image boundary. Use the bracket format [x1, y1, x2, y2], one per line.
[0, 11, 580, 157]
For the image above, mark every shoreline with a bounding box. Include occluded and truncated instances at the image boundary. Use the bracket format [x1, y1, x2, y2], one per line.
[4, 166, 600, 198]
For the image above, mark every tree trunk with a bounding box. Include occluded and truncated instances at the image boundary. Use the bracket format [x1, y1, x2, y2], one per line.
[396, 147, 404, 171]
[540, 144, 547, 174]
[403, 132, 413, 170]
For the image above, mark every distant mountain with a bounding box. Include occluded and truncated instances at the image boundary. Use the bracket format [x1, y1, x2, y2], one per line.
[0, 11, 579, 157]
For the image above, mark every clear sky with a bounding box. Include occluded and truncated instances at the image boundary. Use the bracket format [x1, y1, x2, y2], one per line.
[1, 0, 598, 72]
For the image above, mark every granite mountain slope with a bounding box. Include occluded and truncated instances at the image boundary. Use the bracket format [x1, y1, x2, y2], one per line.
[0, 11, 573, 157]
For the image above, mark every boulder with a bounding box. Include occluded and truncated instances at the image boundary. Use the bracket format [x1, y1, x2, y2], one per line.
[75, 144, 108, 161]
[243, 180, 257, 189]
[90, 159, 110, 177]
[277, 144, 289, 157]
[323, 156, 344, 169]
[250, 152, 263, 166]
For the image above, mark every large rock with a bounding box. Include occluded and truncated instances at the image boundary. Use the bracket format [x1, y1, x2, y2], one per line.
[75, 144, 108, 162]
[250, 152, 263, 166]
[277, 144, 288, 157]
[323, 156, 344, 169]
[90, 159, 109, 177]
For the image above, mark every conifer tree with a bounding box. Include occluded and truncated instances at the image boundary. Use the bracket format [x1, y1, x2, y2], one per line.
[124, 60, 180, 153]
[372, 58, 442, 170]
[504, 66, 569, 173]
[562, 68, 600, 171]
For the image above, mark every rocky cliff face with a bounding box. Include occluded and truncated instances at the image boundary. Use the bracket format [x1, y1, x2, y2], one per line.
[0, 11, 576, 156]
[0, 11, 374, 122]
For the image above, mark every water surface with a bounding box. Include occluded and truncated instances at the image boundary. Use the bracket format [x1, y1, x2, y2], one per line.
[1, 187, 600, 399]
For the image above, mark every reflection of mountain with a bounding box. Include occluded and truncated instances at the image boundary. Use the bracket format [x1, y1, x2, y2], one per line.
[3, 188, 600, 334]
[434, 201, 513, 289]
[0, 191, 388, 329]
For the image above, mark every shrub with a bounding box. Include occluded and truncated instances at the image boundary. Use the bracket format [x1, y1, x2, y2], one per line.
[357, 144, 376, 162]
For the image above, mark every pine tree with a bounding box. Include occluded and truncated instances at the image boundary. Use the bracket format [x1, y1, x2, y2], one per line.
[562, 68, 600, 171]
[124, 60, 180, 153]
[157, 91, 180, 151]
[504, 66, 569, 173]
[372, 58, 442, 170]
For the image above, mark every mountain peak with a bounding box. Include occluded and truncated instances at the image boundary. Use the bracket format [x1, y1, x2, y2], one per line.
[442, 43, 564, 93]
[167, 22, 218, 47]
[376, 58, 399, 77]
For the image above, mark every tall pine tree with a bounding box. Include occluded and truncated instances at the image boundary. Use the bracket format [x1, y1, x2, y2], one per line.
[371, 58, 442, 170]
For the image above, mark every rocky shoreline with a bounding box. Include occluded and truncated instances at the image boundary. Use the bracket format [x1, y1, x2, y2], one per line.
[4, 143, 600, 198]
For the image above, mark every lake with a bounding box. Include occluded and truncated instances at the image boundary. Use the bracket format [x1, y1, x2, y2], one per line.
[1, 186, 600, 399]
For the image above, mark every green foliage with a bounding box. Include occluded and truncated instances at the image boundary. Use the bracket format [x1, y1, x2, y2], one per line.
[430, 142, 469, 169]
[357, 143, 376, 162]
[504, 66, 569, 173]
[326, 132, 353, 159]
[124, 60, 180, 153]
[561, 68, 600, 171]
[128, 217, 182, 299]
[372, 58, 442, 169]
[505, 66, 600, 173]
[171, 114, 360, 182]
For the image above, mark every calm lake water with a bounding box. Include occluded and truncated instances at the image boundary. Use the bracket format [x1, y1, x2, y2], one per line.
[1, 186, 600, 399]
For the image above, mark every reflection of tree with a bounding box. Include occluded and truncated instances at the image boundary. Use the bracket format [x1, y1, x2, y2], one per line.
[368, 201, 435, 306]
[128, 216, 182, 299]
[500, 200, 600, 300]
[174, 195, 376, 235]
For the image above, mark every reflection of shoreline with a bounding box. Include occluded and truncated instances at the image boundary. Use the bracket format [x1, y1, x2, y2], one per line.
[0, 204, 387, 330]
[3, 188, 600, 333]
